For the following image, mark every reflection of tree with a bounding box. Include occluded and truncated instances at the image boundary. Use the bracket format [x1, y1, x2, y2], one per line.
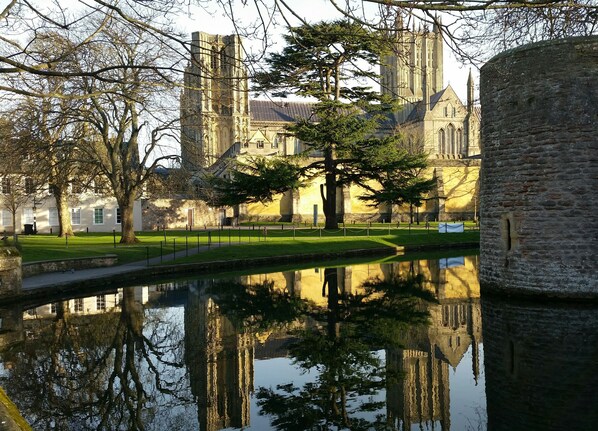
[214, 268, 434, 430]
[207, 279, 311, 333]
[0, 287, 189, 430]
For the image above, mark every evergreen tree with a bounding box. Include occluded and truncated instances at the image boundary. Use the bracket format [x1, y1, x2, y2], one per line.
[216, 20, 434, 227]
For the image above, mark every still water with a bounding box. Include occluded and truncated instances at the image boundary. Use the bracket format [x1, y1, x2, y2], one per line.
[0, 255, 596, 430]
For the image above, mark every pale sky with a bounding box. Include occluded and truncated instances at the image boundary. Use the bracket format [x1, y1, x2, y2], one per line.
[176, 0, 479, 103]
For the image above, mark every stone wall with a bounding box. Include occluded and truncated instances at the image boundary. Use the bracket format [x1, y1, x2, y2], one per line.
[0, 247, 21, 298]
[142, 198, 222, 230]
[244, 160, 480, 224]
[22, 255, 118, 278]
[479, 36, 598, 297]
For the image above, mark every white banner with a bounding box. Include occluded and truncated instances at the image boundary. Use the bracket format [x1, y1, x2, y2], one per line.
[438, 222, 464, 233]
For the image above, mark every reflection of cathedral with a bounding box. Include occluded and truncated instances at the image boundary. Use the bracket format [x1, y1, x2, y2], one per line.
[385, 257, 482, 430]
[183, 257, 481, 431]
[0, 258, 482, 430]
[184, 280, 253, 431]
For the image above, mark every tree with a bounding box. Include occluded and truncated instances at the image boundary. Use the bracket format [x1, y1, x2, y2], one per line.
[205, 156, 306, 207]
[251, 20, 392, 229]
[72, 21, 180, 244]
[348, 134, 437, 223]
[10, 89, 91, 238]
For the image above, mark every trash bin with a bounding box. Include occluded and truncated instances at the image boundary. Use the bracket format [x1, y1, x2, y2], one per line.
[23, 224, 34, 235]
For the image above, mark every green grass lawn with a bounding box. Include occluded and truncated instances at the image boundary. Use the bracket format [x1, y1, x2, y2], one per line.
[3, 222, 479, 264]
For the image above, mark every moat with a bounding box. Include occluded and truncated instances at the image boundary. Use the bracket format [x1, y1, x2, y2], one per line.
[0, 254, 596, 430]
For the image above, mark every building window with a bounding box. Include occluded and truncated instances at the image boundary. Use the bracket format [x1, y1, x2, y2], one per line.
[1, 177, 10, 194]
[96, 295, 106, 311]
[211, 46, 219, 71]
[71, 181, 83, 194]
[25, 177, 35, 194]
[272, 136, 279, 149]
[49, 208, 59, 226]
[457, 128, 463, 154]
[115, 208, 121, 225]
[74, 298, 84, 313]
[50, 303, 57, 314]
[242, 141, 249, 148]
[23, 208, 34, 224]
[1, 210, 11, 227]
[257, 140, 264, 149]
[93, 208, 104, 225]
[71, 208, 81, 225]
[447, 124, 456, 154]
[438, 129, 446, 153]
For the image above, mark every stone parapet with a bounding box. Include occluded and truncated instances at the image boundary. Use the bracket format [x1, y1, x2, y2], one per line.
[22, 255, 118, 278]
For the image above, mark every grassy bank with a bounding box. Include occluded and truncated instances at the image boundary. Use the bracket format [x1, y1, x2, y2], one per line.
[3, 223, 479, 264]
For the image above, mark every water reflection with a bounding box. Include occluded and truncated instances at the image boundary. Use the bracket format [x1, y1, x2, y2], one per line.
[0, 256, 484, 430]
[482, 296, 598, 431]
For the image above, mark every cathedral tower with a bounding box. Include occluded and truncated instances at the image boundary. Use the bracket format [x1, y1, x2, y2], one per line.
[380, 20, 444, 122]
[181, 32, 250, 169]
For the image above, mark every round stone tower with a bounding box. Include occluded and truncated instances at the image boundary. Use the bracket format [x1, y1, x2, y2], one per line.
[479, 36, 598, 298]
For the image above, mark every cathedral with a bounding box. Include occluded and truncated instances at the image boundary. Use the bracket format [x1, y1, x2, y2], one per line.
[180, 24, 481, 223]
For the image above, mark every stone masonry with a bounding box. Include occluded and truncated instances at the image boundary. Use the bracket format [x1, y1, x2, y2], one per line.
[479, 36, 598, 297]
[0, 247, 21, 298]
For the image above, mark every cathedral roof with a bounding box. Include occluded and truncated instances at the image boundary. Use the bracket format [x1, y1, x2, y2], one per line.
[250, 100, 314, 123]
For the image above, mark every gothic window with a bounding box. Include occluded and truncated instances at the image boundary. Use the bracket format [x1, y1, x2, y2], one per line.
[447, 124, 456, 154]
[457, 128, 463, 154]
[220, 48, 227, 72]
[210, 46, 218, 72]
[438, 129, 446, 153]
[444, 106, 448, 117]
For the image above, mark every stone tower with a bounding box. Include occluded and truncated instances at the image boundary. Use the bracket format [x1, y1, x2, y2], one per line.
[480, 36, 598, 297]
[181, 32, 250, 169]
[380, 20, 444, 122]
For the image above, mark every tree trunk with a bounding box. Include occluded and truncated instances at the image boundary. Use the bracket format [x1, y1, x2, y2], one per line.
[55, 187, 74, 237]
[323, 148, 338, 229]
[119, 197, 139, 244]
